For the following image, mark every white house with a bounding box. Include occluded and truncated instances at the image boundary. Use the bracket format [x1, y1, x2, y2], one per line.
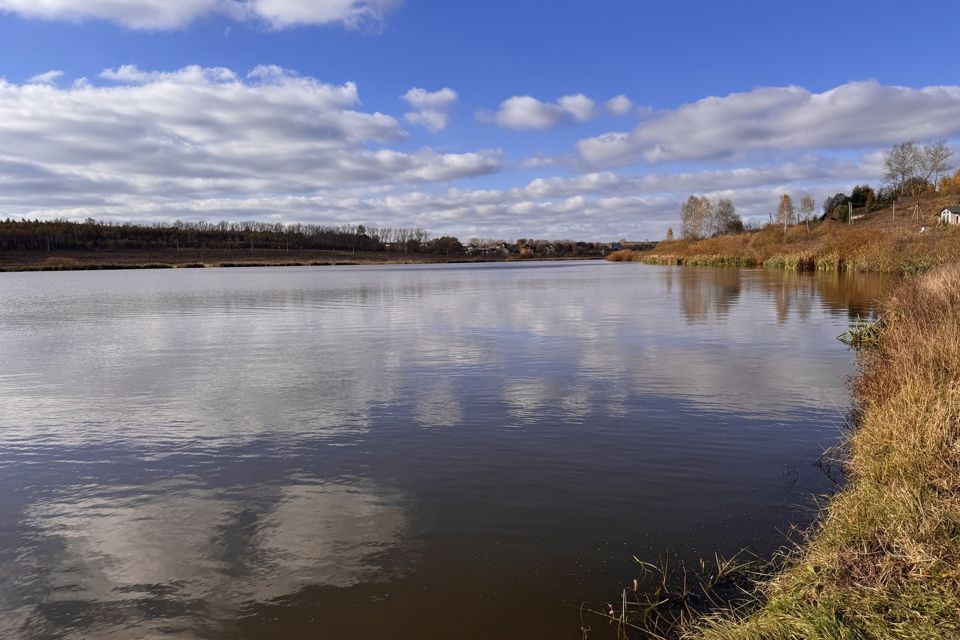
[940, 206, 960, 225]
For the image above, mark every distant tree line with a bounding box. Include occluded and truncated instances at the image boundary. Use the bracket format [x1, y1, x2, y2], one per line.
[0, 218, 441, 254]
[512, 238, 629, 256]
[0, 218, 626, 257]
[820, 185, 896, 222]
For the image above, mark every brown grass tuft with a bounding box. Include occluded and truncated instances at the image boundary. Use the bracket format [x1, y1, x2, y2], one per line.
[39, 256, 81, 269]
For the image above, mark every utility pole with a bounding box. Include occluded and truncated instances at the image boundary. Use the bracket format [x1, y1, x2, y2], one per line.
[848, 202, 853, 225]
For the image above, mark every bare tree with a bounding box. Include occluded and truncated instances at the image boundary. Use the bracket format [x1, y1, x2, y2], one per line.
[799, 195, 815, 222]
[884, 142, 922, 194]
[680, 196, 697, 239]
[921, 140, 954, 188]
[680, 195, 713, 240]
[776, 194, 795, 230]
[713, 199, 744, 235]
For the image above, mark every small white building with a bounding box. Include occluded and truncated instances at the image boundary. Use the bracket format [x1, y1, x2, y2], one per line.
[940, 206, 960, 225]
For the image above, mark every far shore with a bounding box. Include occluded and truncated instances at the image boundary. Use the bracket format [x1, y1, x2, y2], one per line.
[0, 249, 603, 273]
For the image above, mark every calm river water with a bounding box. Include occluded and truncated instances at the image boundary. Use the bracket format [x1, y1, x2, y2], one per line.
[0, 262, 891, 639]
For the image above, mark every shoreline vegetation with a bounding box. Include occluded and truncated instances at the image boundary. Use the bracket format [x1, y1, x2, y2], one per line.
[602, 265, 960, 639]
[609, 192, 960, 277]
[675, 264, 960, 639]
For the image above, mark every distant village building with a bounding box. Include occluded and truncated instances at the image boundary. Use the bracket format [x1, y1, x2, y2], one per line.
[940, 207, 960, 225]
[465, 241, 510, 256]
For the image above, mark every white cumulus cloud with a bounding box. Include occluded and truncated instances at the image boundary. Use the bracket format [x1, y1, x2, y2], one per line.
[606, 94, 633, 116]
[12, 152, 880, 242]
[578, 81, 960, 166]
[0, 0, 402, 30]
[0, 70, 927, 241]
[0, 65, 500, 221]
[401, 87, 458, 132]
[482, 93, 599, 130]
[556, 94, 597, 122]
[404, 110, 449, 133]
[401, 87, 457, 111]
[27, 70, 64, 85]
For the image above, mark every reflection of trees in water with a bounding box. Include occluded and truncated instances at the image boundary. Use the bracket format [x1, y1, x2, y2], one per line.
[761, 270, 814, 324]
[810, 272, 895, 320]
[758, 271, 894, 323]
[676, 268, 743, 322]
[670, 267, 895, 324]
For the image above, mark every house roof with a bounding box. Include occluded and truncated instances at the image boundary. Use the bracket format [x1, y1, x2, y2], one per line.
[944, 206, 960, 214]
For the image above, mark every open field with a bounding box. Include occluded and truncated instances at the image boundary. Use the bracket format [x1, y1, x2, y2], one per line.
[611, 194, 960, 276]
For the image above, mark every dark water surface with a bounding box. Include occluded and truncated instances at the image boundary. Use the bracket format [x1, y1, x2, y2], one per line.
[0, 262, 892, 639]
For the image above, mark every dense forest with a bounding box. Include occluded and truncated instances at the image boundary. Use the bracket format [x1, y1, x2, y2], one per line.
[0, 219, 431, 253]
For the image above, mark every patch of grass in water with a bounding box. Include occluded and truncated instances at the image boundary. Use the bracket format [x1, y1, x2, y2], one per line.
[837, 317, 882, 351]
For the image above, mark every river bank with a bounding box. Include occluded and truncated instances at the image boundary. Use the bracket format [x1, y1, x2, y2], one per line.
[610, 194, 960, 276]
[0, 249, 602, 272]
[640, 265, 960, 638]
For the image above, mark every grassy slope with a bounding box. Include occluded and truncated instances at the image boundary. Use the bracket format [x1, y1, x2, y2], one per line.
[611, 194, 960, 275]
[684, 265, 960, 639]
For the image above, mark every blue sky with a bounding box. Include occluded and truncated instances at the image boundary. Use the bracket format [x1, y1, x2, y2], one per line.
[1, 0, 959, 239]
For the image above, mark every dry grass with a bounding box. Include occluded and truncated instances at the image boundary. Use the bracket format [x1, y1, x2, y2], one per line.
[676, 264, 960, 639]
[39, 256, 81, 268]
[610, 194, 960, 276]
